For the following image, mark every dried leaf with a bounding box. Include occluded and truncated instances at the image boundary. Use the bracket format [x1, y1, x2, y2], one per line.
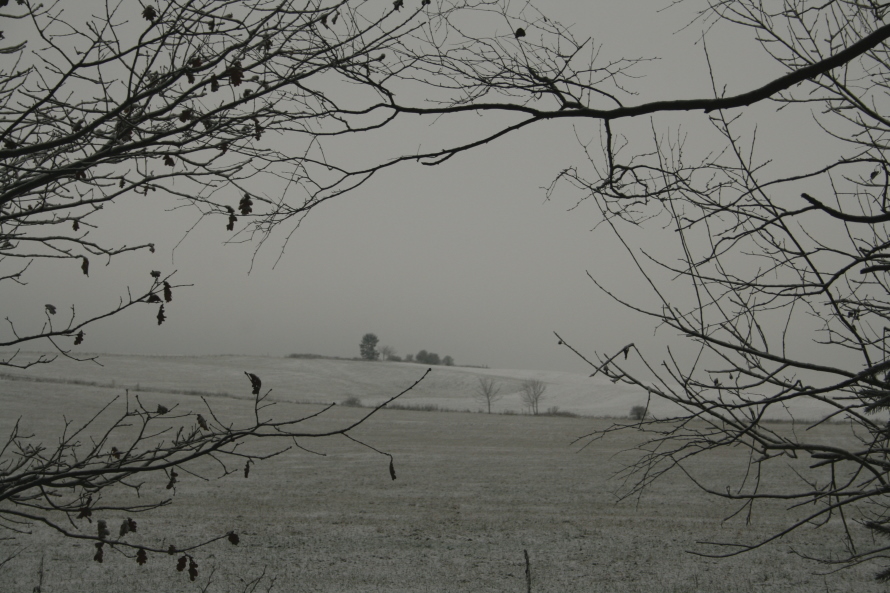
[244, 460, 250, 478]
[228, 61, 243, 86]
[72, 220, 79, 231]
[111, 446, 121, 460]
[168, 545, 176, 555]
[142, 6, 157, 22]
[186, 70, 195, 84]
[514, 28, 526, 38]
[393, 0, 403, 10]
[157, 404, 169, 414]
[128, 518, 137, 532]
[97, 520, 109, 539]
[166, 469, 177, 489]
[189, 558, 198, 581]
[147, 293, 162, 303]
[197, 414, 208, 430]
[93, 542, 104, 563]
[77, 507, 92, 520]
[176, 555, 187, 571]
[136, 548, 147, 565]
[81, 257, 89, 276]
[163, 155, 174, 167]
[74, 330, 84, 345]
[245, 372, 262, 396]
[239, 194, 253, 215]
[157, 304, 166, 325]
[389, 458, 397, 480]
[45, 304, 56, 315]
[227, 532, 240, 545]
[227, 213, 237, 231]
[119, 518, 131, 537]
[332, 11, 339, 25]
[150, 270, 161, 279]
[163, 281, 172, 302]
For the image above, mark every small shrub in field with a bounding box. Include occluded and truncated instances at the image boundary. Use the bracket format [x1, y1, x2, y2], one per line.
[342, 396, 362, 407]
[544, 406, 578, 417]
[386, 402, 440, 412]
[630, 405, 647, 420]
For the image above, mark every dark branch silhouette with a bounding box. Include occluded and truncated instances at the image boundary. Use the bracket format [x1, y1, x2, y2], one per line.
[7, 0, 890, 583]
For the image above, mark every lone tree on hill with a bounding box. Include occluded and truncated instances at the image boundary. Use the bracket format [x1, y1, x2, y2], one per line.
[8, 0, 890, 582]
[360, 333, 380, 361]
[519, 379, 546, 416]
[474, 377, 502, 414]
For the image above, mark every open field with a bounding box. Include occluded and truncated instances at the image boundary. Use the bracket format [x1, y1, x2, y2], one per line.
[0, 353, 838, 419]
[0, 355, 882, 592]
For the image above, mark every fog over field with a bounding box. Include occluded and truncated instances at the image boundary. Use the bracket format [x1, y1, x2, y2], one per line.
[0, 355, 881, 592]
[0, 353, 842, 421]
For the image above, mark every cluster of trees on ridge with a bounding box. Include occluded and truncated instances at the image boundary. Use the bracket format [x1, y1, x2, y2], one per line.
[360, 333, 454, 366]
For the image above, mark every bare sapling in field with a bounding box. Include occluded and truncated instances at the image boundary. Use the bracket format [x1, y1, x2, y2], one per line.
[519, 379, 546, 416]
[474, 377, 502, 414]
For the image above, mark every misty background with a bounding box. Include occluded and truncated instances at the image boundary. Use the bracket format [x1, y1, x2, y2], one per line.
[3, 1, 815, 374]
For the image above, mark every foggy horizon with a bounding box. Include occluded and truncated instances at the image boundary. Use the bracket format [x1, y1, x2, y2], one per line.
[2, 1, 800, 375]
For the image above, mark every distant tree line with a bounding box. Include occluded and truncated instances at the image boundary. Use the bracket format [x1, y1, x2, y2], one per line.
[412, 350, 453, 366]
[359, 334, 454, 366]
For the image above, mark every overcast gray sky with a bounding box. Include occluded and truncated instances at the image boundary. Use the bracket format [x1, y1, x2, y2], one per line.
[6, 1, 798, 373]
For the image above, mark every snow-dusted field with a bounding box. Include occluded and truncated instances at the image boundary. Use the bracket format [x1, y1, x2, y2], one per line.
[0, 353, 650, 417]
[0, 354, 879, 592]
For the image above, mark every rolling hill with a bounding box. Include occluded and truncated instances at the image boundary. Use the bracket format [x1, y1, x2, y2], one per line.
[0, 353, 651, 417]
